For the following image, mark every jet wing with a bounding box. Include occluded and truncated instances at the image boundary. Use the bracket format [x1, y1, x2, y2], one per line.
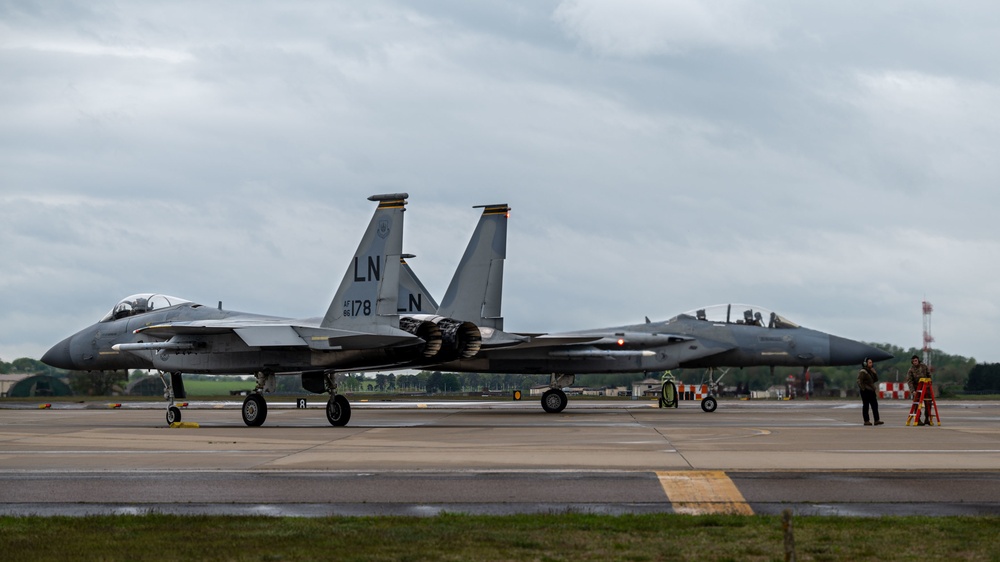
[133, 321, 421, 350]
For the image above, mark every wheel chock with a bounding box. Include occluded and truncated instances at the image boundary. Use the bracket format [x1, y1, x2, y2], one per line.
[38, 403, 52, 409]
[170, 422, 200, 429]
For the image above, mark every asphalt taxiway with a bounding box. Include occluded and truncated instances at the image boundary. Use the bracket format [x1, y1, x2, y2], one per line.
[1, 398, 999, 516]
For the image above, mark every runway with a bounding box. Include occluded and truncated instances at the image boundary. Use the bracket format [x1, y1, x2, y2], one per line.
[2, 398, 999, 516]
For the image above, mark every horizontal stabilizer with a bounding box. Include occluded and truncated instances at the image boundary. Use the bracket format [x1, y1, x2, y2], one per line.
[477, 327, 530, 348]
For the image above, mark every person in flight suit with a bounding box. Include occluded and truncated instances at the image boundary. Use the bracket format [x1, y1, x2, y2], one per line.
[857, 358, 883, 426]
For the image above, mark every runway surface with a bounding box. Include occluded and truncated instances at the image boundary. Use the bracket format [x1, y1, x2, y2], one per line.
[2, 398, 999, 516]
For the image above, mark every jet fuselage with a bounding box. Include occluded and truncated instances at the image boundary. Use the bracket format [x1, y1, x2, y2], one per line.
[433, 311, 891, 375]
[42, 301, 427, 375]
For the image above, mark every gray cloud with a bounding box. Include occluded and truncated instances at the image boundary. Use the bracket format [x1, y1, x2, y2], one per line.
[2, 0, 998, 363]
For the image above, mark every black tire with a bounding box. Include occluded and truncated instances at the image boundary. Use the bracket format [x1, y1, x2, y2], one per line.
[166, 406, 181, 425]
[701, 395, 718, 413]
[326, 395, 352, 426]
[242, 394, 268, 427]
[541, 388, 568, 414]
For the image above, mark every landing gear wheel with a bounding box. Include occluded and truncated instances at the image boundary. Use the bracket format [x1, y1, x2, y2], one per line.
[166, 406, 181, 425]
[326, 395, 352, 427]
[242, 394, 268, 427]
[701, 395, 718, 413]
[541, 388, 568, 413]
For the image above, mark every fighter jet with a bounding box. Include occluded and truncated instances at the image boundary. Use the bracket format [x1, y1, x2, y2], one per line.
[41, 193, 482, 427]
[431, 303, 893, 414]
[386, 203, 892, 415]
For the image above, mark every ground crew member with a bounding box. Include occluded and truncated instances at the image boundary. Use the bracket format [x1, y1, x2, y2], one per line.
[857, 358, 883, 426]
[906, 355, 933, 426]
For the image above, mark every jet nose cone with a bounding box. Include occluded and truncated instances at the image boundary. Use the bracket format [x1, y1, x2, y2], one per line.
[867, 347, 894, 363]
[829, 336, 892, 365]
[41, 335, 75, 370]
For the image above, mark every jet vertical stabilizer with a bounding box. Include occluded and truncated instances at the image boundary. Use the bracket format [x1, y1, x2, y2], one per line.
[322, 193, 407, 332]
[398, 257, 439, 315]
[438, 204, 509, 329]
[394, 202, 524, 359]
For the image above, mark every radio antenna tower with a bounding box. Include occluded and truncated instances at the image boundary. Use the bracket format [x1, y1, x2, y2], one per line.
[922, 300, 934, 369]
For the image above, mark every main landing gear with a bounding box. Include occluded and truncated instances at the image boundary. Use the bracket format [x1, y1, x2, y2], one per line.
[326, 394, 351, 426]
[242, 393, 267, 427]
[324, 371, 351, 427]
[239, 370, 353, 428]
[241, 371, 276, 427]
[541, 374, 575, 413]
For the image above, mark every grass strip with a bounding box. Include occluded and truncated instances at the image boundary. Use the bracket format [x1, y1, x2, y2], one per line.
[2, 513, 999, 561]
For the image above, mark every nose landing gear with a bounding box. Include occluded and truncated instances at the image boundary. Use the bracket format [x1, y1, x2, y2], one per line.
[158, 371, 186, 426]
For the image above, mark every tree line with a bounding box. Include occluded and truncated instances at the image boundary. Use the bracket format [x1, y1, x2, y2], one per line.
[5, 344, 1000, 397]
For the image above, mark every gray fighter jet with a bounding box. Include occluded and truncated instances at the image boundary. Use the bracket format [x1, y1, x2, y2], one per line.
[41, 193, 481, 427]
[431, 303, 893, 413]
[388, 204, 893, 416]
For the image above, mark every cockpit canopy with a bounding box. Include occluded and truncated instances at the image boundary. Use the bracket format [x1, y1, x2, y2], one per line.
[673, 304, 800, 329]
[100, 294, 192, 322]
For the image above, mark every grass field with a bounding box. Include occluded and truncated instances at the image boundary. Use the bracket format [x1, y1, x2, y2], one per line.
[180, 379, 254, 396]
[1, 513, 999, 561]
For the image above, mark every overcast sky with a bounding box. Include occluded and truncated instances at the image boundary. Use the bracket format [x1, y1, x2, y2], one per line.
[2, 1, 999, 366]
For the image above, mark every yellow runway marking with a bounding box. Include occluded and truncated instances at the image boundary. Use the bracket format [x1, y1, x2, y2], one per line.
[656, 471, 754, 515]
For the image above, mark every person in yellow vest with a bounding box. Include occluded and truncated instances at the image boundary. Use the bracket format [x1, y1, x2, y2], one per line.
[906, 355, 932, 426]
[857, 358, 883, 426]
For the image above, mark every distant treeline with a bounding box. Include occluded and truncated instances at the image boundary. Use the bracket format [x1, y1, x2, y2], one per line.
[965, 363, 1000, 393]
[4, 344, 997, 396]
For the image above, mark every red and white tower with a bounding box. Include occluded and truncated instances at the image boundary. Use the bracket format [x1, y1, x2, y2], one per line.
[922, 300, 934, 369]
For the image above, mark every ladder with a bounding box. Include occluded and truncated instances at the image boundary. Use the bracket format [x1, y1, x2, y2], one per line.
[906, 377, 940, 426]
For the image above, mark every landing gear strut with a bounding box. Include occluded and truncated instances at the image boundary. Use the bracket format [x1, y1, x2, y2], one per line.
[158, 371, 184, 426]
